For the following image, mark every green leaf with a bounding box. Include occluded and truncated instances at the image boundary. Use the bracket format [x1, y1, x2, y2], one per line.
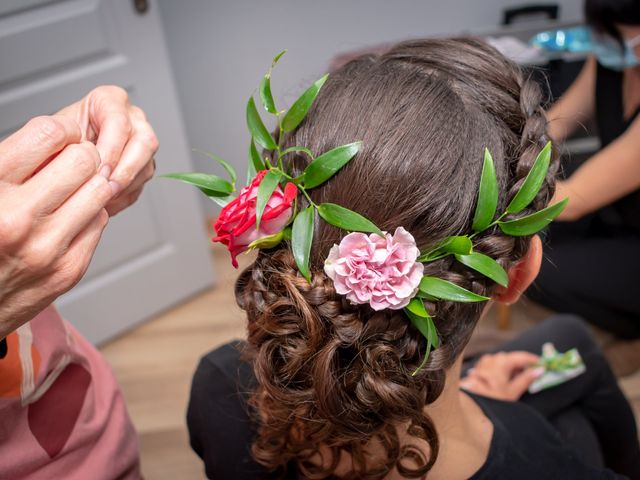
[419, 276, 489, 302]
[405, 308, 440, 376]
[246, 96, 276, 150]
[419, 236, 472, 261]
[271, 49, 287, 66]
[159, 172, 234, 197]
[282, 146, 315, 160]
[258, 50, 287, 115]
[499, 197, 568, 236]
[412, 342, 433, 376]
[405, 308, 439, 348]
[292, 206, 315, 282]
[303, 141, 362, 189]
[472, 148, 499, 232]
[193, 149, 237, 185]
[455, 252, 509, 287]
[209, 195, 234, 208]
[247, 139, 265, 184]
[506, 141, 552, 214]
[281, 74, 329, 132]
[260, 75, 277, 114]
[247, 230, 285, 251]
[317, 203, 383, 236]
[406, 297, 429, 318]
[255, 170, 283, 228]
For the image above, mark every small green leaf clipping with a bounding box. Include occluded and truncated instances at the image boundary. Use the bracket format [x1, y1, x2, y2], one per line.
[506, 141, 552, 214]
[472, 148, 499, 232]
[303, 141, 362, 189]
[260, 75, 276, 114]
[420, 236, 473, 262]
[247, 139, 265, 183]
[404, 302, 439, 376]
[255, 170, 283, 228]
[246, 96, 277, 150]
[419, 276, 489, 302]
[159, 172, 234, 197]
[317, 203, 383, 236]
[247, 229, 285, 251]
[498, 197, 568, 236]
[259, 50, 287, 114]
[292, 206, 315, 282]
[193, 149, 237, 185]
[455, 252, 509, 287]
[281, 74, 329, 132]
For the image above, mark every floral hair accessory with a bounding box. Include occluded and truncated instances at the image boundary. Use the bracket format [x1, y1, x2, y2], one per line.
[213, 170, 297, 268]
[161, 50, 568, 374]
[324, 228, 424, 311]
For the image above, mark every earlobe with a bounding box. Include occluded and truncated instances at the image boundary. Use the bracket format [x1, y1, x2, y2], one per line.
[493, 235, 543, 305]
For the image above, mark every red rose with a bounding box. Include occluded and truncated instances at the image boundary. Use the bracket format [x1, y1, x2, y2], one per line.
[213, 170, 297, 267]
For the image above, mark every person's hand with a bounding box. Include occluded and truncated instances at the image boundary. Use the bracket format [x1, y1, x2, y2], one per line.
[0, 115, 117, 339]
[460, 351, 544, 401]
[57, 86, 158, 216]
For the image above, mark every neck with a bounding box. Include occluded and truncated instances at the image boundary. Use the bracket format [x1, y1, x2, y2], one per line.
[419, 357, 493, 479]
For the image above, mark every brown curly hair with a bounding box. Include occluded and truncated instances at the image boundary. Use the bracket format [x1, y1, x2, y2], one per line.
[235, 38, 557, 479]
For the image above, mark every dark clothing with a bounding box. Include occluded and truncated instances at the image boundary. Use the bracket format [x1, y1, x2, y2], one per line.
[594, 63, 640, 232]
[466, 315, 640, 479]
[187, 316, 631, 479]
[527, 63, 640, 338]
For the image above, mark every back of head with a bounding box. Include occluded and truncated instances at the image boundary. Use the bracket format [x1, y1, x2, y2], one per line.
[235, 38, 556, 479]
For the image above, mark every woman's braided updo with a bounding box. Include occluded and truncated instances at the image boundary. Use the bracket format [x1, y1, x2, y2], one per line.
[235, 38, 557, 479]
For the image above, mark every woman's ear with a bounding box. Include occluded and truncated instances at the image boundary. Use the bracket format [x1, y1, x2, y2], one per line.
[493, 235, 542, 305]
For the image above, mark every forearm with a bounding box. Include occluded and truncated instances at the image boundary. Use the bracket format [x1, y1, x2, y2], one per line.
[558, 132, 640, 220]
[546, 56, 596, 143]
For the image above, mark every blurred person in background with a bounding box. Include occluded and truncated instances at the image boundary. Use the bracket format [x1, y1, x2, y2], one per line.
[527, 0, 640, 375]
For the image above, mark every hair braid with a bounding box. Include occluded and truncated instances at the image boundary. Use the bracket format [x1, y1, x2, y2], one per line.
[236, 38, 560, 479]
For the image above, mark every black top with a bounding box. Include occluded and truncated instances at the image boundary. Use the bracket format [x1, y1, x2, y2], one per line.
[187, 341, 624, 480]
[594, 63, 640, 232]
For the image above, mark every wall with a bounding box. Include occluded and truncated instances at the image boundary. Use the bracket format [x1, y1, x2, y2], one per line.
[157, 0, 583, 215]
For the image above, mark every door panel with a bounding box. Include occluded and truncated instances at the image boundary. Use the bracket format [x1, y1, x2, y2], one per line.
[0, 0, 215, 344]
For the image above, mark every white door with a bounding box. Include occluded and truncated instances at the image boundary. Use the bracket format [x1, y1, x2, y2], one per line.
[0, 0, 214, 344]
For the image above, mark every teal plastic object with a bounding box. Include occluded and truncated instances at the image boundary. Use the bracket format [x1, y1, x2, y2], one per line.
[530, 25, 592, 53]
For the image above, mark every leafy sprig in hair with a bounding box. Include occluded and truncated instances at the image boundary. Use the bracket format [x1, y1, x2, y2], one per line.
[161, 50, 567, 375]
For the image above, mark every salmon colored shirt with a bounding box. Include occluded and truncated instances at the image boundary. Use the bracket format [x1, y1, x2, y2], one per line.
[0, 306, 140, 479]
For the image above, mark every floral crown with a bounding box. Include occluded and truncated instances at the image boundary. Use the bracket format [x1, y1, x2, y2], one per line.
[163, 51, 567, 374]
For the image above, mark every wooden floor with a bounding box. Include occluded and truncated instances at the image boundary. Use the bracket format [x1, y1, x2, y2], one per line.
[100, 244, 640, 480]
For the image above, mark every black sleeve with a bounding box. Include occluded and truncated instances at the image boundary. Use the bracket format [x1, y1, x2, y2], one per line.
[186, 343, 279, 480]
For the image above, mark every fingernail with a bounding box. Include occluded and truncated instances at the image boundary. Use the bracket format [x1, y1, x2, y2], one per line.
[531, 367, 546, 377]
[99, 164, 112, 179]
[109, 180, 121, 196]
[467, 368, 476, 375]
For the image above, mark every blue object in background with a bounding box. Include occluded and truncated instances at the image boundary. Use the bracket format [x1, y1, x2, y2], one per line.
[531, 25, 592, 53]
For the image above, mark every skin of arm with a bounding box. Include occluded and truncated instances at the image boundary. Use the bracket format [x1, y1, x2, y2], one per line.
[546, 56, 597, 143]
[554, 114, 640, 220]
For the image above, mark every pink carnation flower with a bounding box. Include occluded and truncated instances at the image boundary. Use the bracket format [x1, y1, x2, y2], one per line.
[324, 227, 424, 311]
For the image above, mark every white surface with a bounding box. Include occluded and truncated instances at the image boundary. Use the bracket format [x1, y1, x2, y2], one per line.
[0, 0, 214, 344]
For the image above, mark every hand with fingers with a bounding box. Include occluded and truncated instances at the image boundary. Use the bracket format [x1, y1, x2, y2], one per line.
[56, 85, 158, 216]
[460, 351, 545, 401]
[0, 115, 118, 339]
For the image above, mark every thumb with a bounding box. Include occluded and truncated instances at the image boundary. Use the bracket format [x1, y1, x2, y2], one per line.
[507, 367, 545, 400]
